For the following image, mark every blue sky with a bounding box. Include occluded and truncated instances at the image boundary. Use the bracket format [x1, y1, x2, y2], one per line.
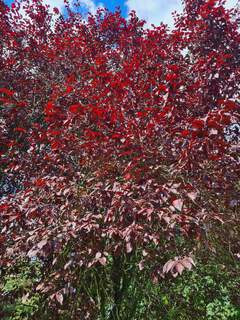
[4, 0, 238, 28]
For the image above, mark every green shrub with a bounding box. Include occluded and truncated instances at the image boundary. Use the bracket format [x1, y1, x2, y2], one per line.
[0, 261, 42, 320]
[1, 250, 240, 320]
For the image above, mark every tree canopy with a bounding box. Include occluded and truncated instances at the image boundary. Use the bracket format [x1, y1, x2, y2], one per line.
[0, 0, 239, 315]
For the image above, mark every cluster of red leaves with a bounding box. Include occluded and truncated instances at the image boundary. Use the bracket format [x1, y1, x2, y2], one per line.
[0, 0, 239, 298]
[162, 256, 195, 278]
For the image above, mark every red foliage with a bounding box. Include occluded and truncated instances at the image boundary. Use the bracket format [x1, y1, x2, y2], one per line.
[0, 0, 239, 297]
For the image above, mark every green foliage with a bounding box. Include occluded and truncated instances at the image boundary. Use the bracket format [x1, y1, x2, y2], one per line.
[1, 250, 240, 320]
[94, 241, 240, 320]
[110, 260, 240, 320]
[0, 261, 42, 320]
[160, 263, 240, 320]
[2, 295, 40, 320]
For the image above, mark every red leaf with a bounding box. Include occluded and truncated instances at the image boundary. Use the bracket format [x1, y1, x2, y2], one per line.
[175, 263, 184, 275]
[0, 204, 9, 210]
[14, 127, 27, 133]
[35, 178, 46, 187]
[124, 173, 131, 180]
[187, 192, 198, 201]
[44, 102, 57, 115]
[66, 86, 73, 94]
[69, 104, 80, 113]
[53, 7, 60, 14]
[224, 100, 237, 111]
[17, 101, 27, 108]
[158, 84, 168, 92]
[98, 257, 107, 266]
[48, 130, 61, 136]
[192, 119, 204, 129]
[0, 88, 14, 96]
[55, 292, 63, 305]
[172, 199, 183, 211]
[163, 260, 177, 274]
[95, 252, 102, 259]
[138, 260, 144, 271]
[37, 239, 48, 249]
[111, 133, 122, 139]
[181, 259, 193, 270]
[181, 129, 191, 137]
[207, 119, 221, 129]
[126, 242, 133, 253]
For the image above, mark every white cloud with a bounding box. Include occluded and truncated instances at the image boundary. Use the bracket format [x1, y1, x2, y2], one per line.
[18, 0, 103, 16]
[16, 0, 239, 28]
[15, 0, 103, 28]
[77, 0, 104, 14]
[225, 0, 238, 9]
[45, 0, 104, 14]
[125, 0, 239, 29]
[125, 0, 182, 29]
[42, 0, 65, 11]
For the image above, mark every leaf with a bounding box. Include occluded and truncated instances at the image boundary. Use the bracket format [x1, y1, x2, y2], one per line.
[126, 242, 133, 253]
[163, 257, 195, 277]
[192, 119, 204, 129]
[142, 250, 148, 257]
[55, 292, 63, 305]
[36, 283, 45, 292]
[27, 248, 39, 258]
[44, 102, 55, 114]
[53, 7, 60, 14]
[37, 239, 48, 249]
[172, 199, 183, 211]
[175, 262, 184, 275]
[186, 257, 196, 267]
[180, 259, 192, 270]
[112, 182, 120, 192]
[152, 274, 159, 284]
[95, 252, 102, 259]
[181, 129, 191, 137]
[163, 260, 177, 274]
[69, 104, 81, 113]
[163, 216, 171, 224]
[35, 178, 46, 187]
[124, 173, 131, 180]
[181, 257, 195, 271]
[0, 88, 14, 96]
[21, 293, 29, 303]
[224, 100, 237, 111]
[98, 257, 107, 266]
[138, 260, 144, 271]
[64, 260, 73, 270]
[14, 127, 27, 133]
[187, 192, 198, 201]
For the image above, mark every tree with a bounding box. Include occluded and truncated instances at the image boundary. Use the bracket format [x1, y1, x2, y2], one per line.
[0, 0, 239, 318]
